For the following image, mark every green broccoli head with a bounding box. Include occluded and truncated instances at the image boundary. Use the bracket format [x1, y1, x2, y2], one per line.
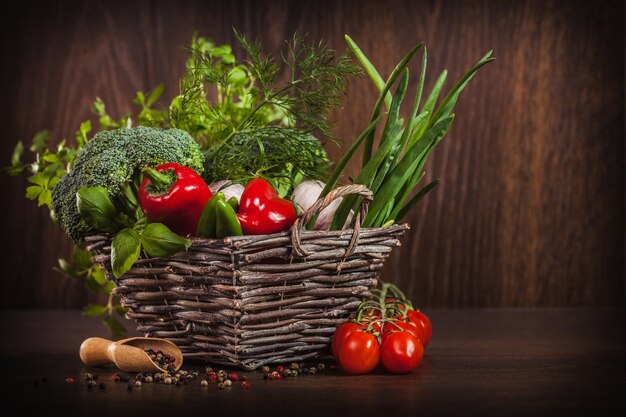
[52, 126, 204, 242]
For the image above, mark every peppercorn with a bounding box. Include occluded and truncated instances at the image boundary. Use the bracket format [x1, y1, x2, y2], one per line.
[283, 369, 292, 377]
[224, 379, 232, 387]
[276, 365, 285, 373]
[127, 383, 133, 391]
[65, 377, 76, 384]
[134, 380, 142, 387]
[164, 377, 172, 385]
[241, 381, 251, 389]
[87, 380, 96, 389]
[145, 376, 153, 383]
[84, 373, 93, 381]
[217, 377, 224, 384]
[201, 379, 208, 387]
[229, 373, 239, 382]
[217, 370, 226, 378]
[120, 375, 130, 382]
[99, 382, 106, 390]
[261, 366, 270, 373]
[218, 382, 225, 390]
[290, 362, 299, 370]
[241, 376, 248, 382]
[112, 374, 121, 382]
[308, 367, 317, 375]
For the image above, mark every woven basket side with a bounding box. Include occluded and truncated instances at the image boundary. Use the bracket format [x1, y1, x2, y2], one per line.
[85, 185, 409, 369]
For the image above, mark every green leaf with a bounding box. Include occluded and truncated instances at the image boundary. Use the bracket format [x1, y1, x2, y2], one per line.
[411, 69, 447, 144]
[90, 266, 108, 286]
[345, 35, 392, 110]
[76, 187, 117, 230]
[115, 305, 127, 316]
[362, 42, 424, 167]
[431, 51, 495, 124]
[134, 91, 145, 106]
[27, 172, 49, 186]
[104, 280, 116, 293]
[111, 228, 141, 278]
[30, 130, 50, 154]
[76, 120, 91, 148]
[37, 188, 51, 207]
[10, 141, 24, 167]
[72, 247, 93, 266]
[103, 315, 126, 338]
[362, 116, 453, 227]
[25, 185, 41, 200]
[146, 84, 166, 107]
[84, 304, 107, 317]
[55, 258, 81, 279]
[140, 223, 191, 257]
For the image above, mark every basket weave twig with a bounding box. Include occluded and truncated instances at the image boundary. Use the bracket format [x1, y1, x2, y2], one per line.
[86, 184, 409, 369]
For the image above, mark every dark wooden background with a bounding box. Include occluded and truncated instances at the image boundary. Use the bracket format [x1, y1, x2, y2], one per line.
[1, 0, 623, 309]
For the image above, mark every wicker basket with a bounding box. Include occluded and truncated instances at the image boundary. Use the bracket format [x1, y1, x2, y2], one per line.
[85, 184, 408, 370]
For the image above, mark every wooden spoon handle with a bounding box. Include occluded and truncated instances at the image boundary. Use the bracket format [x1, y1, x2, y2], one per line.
[79, 337, 115, 366]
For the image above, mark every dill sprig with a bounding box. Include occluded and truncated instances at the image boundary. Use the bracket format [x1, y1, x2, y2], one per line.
[234, 29, 362, 139]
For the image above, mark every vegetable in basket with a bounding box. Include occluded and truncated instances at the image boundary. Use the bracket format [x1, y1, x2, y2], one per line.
[138, 162, 212, 236]
[196, 192, 243, 239]
[52, 126, 204, 243]
[237, 178, 298, 235]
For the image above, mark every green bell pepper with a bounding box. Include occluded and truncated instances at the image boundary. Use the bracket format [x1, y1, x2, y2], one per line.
[196, 192, 243, 238]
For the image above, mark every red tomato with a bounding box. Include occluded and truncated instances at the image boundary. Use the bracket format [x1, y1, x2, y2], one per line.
[381, 332, 424, 374]
[332, 322, 365, 358]
[335, 331, 380, 375]
[407, 310, 432, 347]
[380, 319, 421, 344]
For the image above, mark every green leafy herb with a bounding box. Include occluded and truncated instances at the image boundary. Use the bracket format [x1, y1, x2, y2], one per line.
[326, 38, 494, 229]
[140, 223, 191, 257]
[76, 187, 117, 230]
[204, 126, 331, 196]
[111, 228, 141, 279]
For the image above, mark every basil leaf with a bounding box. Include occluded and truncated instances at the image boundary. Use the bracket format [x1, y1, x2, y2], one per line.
[76, 187, 117, 230]
[83, 304, 107, 317]
[141, 223, 191, 257]
[111, 228, 141, 278]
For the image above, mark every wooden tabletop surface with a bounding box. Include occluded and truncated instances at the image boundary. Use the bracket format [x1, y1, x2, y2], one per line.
[2, 309, 624, 416]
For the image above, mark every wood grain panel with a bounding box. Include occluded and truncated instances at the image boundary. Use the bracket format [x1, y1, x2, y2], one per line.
[0, 0, 623, 308]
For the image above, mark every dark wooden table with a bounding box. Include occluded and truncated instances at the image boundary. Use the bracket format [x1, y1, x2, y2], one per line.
[2, 309, 624, 416]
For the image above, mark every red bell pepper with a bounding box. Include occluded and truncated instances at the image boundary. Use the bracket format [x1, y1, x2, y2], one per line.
[138, 163, 212, 236]
[237, 178, 297, 235]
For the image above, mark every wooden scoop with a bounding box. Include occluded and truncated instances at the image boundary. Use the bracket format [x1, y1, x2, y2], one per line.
[79, 337, 183, 373]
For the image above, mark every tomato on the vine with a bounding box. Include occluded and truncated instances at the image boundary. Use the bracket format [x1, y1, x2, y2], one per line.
[407, 310, 432, 347]
[333, 325, 380, 374]
[380, 319, 421, 344]
[331, 322, 365, 358]
[380, 332, 423, 374]
[359, 308, 383, 333]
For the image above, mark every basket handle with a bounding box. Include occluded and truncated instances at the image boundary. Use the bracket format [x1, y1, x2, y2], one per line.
[291, 184, 373, 257]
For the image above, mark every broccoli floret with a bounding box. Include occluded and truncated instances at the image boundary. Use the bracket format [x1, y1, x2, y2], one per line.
[52, 126, 204, 242]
